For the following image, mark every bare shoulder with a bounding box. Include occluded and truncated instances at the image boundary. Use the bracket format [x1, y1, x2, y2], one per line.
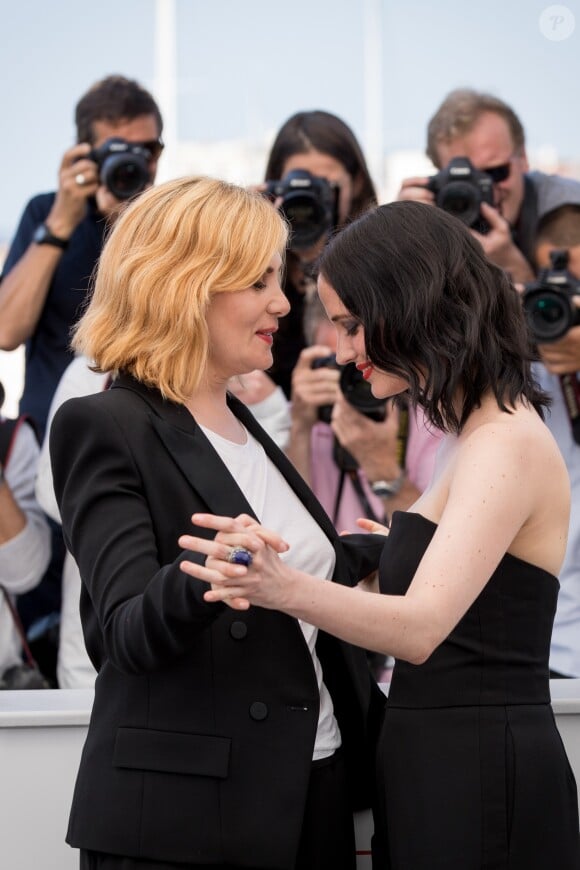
[458, 403, 563, 471]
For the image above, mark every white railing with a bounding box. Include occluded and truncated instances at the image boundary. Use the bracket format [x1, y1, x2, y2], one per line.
[1, 683, 579, 870]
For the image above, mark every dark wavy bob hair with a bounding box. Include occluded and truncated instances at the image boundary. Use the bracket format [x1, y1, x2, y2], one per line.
[318, 201, 548, 433]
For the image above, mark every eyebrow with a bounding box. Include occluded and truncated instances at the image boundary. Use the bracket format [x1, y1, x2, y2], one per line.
[329, 313, 352, 324]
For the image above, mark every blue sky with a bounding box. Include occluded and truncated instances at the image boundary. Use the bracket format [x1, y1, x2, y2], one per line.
[1, 0, 579, 239]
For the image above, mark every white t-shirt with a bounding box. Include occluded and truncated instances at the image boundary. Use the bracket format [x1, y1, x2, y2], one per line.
[200, 423, 341, 760]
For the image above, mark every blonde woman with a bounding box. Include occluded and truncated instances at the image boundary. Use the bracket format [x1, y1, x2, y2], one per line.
[49, 177, 385, 870]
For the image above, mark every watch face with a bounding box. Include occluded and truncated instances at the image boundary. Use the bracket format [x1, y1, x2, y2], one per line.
[33, 224, 49, 243]
[33, 224, 68, 249]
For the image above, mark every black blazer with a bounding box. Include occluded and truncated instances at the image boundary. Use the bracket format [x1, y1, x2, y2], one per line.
[50, 372, 385, 868]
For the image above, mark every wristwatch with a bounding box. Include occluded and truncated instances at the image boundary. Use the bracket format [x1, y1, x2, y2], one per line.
[371, 469, 406, 498]
[33, 223, 69, 250]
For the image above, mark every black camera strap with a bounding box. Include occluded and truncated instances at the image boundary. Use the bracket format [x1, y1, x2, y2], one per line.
[512, 175, 539, 267]
[559, 374, 580, 445]
[331, 401, 409, 526]
[332, 468, 382, 526]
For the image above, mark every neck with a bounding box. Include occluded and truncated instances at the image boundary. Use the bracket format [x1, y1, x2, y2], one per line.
[185, 381, 246, 444]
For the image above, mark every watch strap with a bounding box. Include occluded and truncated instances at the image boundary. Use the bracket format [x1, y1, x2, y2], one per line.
[34, 223, 69, 250]
[370, 469, 406, 498]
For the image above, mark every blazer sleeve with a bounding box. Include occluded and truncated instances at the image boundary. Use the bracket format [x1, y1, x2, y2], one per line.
[49, 396, 224, 675]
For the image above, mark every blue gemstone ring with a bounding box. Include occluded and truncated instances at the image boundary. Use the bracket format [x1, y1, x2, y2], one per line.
[227, 546, 253, 567]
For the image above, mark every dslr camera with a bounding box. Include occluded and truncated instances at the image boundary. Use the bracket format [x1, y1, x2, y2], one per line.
[311, 354, 387, 424]
[264, 169, 339, 250]
[426, 156, 494, 234]
[89, 137, 153, 200]
[311, 354, 387, 472]
[522, 249, 580, 342]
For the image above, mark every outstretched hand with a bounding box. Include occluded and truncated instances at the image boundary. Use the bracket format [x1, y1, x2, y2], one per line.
[178, 513, 290, 611]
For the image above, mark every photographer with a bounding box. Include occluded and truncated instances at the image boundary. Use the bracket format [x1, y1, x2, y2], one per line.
[286, 291, 441, 531]
[259, 110, 378, 397]
[397, 88, 580, 284]
[400, 88, 580, 676]
[0, 383, 51, 686]
[0, 75, 163, 670]
[0, 74, 164, 439]
[523, 205, 580, 677]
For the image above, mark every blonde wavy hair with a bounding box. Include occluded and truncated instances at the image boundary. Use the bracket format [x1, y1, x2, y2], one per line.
[72, 176, 288, 403]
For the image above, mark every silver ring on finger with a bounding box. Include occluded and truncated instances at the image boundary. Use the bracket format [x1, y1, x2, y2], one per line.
[75, 172, 87, 186]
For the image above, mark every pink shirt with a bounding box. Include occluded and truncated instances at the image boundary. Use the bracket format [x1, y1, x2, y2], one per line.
[309, 407, 442, 533]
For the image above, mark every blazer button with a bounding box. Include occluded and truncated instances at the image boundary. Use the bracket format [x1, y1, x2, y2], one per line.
[230, 621, 248, 640]
[249, 701, 269, 721]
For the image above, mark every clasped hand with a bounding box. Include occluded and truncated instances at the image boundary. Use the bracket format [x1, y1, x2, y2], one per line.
[178, 513, 290, 611]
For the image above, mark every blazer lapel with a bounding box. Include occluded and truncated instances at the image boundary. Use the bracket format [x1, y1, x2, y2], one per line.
[230, 395, 339, 545]
[111, 373, 257, 520]
[111, 373, 338, 543]
[150, 414, 258, 520]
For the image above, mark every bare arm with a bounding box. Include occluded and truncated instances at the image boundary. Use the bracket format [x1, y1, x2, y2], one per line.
[0, 469, 26, 541]
[0, 143, 98, 349]
[180, 420, 558, 664]
[0, 424, 51, 592]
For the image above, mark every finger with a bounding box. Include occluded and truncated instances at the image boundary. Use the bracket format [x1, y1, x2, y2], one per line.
[61, 143, 92, 169]
[190, 514, 289, 553]
[179, 557, 248, 583]
[190, 513, 251, 534]
[203, 584, 251, 604]
[356, 517, 390, 536]
[478, 201, 504, 228]
[249, 528, 290, 553]
[178, 533, 236, 561]
[296, 345, 334, 369]
[223, 597, 251, 611]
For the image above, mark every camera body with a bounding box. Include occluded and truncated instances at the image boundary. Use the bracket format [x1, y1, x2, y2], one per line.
[523, 249, 580, 343]
[311, 354, 387, 424]
[89, 137, 152, 200]
[426, 156, 494, 233]
[264, 169, 339, 250]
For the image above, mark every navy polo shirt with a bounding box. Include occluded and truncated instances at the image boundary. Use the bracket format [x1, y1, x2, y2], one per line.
[1, 193, 106, 438]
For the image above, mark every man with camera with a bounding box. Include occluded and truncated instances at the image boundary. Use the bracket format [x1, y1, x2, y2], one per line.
[0, 74, 164, 439]
[399, 88, 580, 677]
[0, 75, 163, 678]
[398, 88, 580, 284]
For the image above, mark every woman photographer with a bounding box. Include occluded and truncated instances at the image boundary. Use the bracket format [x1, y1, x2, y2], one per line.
[261, 110, 378, 397]
[49, 176, 384, 870]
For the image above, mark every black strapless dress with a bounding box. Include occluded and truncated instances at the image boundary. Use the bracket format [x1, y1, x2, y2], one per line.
[374, 511, 580, 870]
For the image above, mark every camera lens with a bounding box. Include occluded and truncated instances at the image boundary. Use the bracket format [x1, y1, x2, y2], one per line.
[436, 181, 481, 229]
[282, 193, 328, 250]
[524, 289, 574, 343]
[339, 363, 387, 421]
[101, 153, 150, 200]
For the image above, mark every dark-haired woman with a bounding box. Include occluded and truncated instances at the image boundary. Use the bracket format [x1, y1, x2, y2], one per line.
[181, 201, 580, 869]
[262, 110, 378, 397]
